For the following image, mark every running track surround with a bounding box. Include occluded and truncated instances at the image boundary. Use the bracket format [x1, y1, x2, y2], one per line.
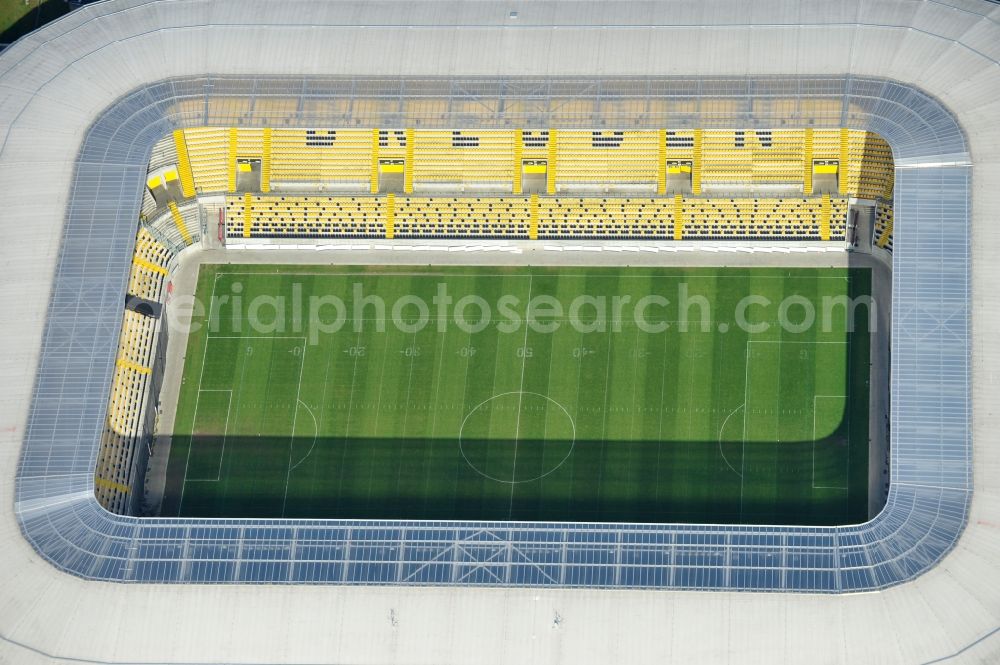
[15, 75, 970, 591]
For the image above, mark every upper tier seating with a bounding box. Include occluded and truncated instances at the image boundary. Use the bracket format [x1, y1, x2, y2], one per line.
[410, 131, 516, 187]
[182, 127, 228, 193]
[270, 129, 371, 184]
[178, 127, 893, 199]
[553, 131, 659, 187]
[846, 131, 894, 200]
[699, 130, 805, 186]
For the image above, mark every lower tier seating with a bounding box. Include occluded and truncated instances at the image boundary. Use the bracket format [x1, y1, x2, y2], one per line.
[875, 203, 894, 252]
[537, 197, 674, 238]
[226, 194, 849, 241]
[128, 228, 171, 301]
[682, 198, 848, 241]
[99, 215, 184, 513]
[226, 194, 386, 237]
[394, 196, 530, 238]
[96, 310, 157, 513]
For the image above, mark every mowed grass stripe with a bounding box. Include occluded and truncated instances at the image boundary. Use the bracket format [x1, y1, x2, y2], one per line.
[163, 265, 870, 525]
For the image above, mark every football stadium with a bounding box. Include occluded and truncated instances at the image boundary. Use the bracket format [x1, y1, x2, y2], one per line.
[0, 0, 997, 663]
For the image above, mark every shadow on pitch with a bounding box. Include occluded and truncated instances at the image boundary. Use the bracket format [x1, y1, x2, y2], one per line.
[158, 423, 867, 527]
[151, 269, 875, 526]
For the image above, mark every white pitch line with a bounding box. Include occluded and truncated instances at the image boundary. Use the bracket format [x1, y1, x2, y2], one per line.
[844, 332, 853, 499]
[288, 400, 320, 473]
[739, 340, 751, 519]
[532, 301, 564, 493]
[178, 274, 220, 513]
[280, 339, 307, 517]
[748, 340, 847, 344]
[215, 270, 850, 281]
[363, 330, 393, 506]
[625, 328, 642, 490]
[562, 318, 588, 502]
[424, 324, 450, 509]
[212, 390, 233, 482]
[219, 339, 255, 477]
[739, 340, 853, 517]
[812, 394, 818, 489]
[289, 344, 334, 475]
[508, 275, 533, 516]
[812, 394, 849, 491]
[216, 271, 535, 279]
[395, 331, 420, 494]
[718, 404, 744, 478]
[458, 313, 503, 500]
[811, 337, 853, 494]
[206, 335, 310, 339]
[178, 390, 233, 483]
[774, 337, 784, 446]
[335, 332, 364, 502]
[592, 329, 614, 508]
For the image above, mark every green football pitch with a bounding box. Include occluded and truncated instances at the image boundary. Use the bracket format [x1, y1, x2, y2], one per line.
[163, 264, 870, 525]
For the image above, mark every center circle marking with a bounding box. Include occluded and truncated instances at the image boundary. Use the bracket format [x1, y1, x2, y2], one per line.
[458, 391, 576, 484]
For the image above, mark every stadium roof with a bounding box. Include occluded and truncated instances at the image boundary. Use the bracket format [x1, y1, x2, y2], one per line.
[0, 0, 998, 662]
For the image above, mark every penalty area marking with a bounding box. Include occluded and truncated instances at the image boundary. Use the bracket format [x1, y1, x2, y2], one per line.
[179, 334, 307, 514]
[739, 340, 851, 516]
[812, 395, 850, 491]
[183, 389, 232, 483]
